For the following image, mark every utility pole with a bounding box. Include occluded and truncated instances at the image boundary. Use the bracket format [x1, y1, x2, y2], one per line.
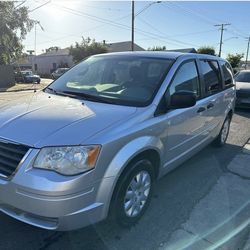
[214, 23, 231, 57]
[34, 22, 37, 55]
[131, 1, 161, 51]
[34, 21, 44, 55]
[245, 37, 250, 69]
[131, 0, 135, 51]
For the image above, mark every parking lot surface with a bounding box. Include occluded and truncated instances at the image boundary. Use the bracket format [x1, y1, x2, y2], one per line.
[0, 91, 249, 250]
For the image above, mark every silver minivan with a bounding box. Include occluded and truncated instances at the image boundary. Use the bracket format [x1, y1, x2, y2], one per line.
[0, 52, 235, 231]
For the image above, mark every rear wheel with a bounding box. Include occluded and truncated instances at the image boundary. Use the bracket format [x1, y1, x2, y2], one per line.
[213, 115, 231, 147]
[111, 159, 154, 227]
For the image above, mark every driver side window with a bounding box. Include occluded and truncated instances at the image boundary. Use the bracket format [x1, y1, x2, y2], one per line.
[169, 60, 200, 97]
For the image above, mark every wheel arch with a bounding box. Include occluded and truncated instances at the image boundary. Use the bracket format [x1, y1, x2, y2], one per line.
[96, 136, 163, 219]
[108, 148, 161, 218]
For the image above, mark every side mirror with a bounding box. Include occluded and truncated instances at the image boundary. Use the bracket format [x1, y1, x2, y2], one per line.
[170, 90, 196, 109]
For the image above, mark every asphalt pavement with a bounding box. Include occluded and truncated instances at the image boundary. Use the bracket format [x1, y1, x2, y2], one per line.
[0, 91, 249, 250]
[0, 78, 52, 92]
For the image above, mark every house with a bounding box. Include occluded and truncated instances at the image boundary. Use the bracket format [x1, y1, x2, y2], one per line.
[167, 48, 197, 53]
[105, 41, 145, 52]
[31, 42, 144, 75]
[32, 48, 74, 76]
[13, 55, 34, 71]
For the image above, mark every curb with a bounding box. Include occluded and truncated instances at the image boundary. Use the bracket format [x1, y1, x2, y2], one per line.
[0, 88, 37, 93]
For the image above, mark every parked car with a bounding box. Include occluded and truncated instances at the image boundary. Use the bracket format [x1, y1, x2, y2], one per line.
[0, 52, 235, 231]
[51, 68, 69, 79]
[15, 70, 41, 84]
[235, 70, 250, 108]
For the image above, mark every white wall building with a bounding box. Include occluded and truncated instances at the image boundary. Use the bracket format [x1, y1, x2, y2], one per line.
[32, 48, 74, 76]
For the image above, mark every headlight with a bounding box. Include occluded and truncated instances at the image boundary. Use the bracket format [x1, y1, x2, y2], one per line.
[33, 145, 101, 175]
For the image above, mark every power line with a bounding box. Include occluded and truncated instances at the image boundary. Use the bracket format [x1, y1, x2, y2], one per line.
[48, 1, 200, 48]
[29, 0, 245, 56]
[14, 0, 26, 9]
[136, 16, 199, 48]
[163, 1, 215, 26]
[29, 0, 51, 13]
[164, 1, 249, 45]
[80, 3, 125, 12]
[136, 29, 218, 41]
[135, 1, 161, 17]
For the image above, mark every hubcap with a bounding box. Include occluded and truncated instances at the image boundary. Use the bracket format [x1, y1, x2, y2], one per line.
[124, 170, 151, 218]
[221, 119, 229, 143]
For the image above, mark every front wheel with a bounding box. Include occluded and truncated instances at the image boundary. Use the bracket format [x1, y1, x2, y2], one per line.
[213, 115, 231, 147]
[111, 159, 154, 227]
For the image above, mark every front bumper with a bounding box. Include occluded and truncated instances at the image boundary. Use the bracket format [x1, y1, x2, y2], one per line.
[0, 149, 114, 231]
[0, 179, 106, 231]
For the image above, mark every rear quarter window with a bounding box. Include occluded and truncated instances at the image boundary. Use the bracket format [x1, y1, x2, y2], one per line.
[220, 61, 234, 88]
[200, 59, 222, 96]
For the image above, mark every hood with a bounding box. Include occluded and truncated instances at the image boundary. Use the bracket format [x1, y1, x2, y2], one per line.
[0, 91, 137, 148]
[235, 81, 250, 91]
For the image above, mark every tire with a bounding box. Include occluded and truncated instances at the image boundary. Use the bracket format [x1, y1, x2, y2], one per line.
[213, 115, 231, 147]
[111, 159, 154, 227]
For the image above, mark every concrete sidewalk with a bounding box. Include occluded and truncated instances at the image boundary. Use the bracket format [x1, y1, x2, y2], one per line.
[163, 140, 250, 250]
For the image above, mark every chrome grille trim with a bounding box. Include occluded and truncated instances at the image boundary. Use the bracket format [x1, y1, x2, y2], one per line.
[0, 139, 30, 180]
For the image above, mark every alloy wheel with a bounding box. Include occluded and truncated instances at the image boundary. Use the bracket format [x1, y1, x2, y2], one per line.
[123, 170, 151, 218]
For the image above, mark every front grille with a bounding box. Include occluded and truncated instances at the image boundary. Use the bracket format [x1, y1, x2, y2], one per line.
[0, 141, 29, 178]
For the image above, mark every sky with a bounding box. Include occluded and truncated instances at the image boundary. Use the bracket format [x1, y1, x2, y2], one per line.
[22, 1, 250, 59]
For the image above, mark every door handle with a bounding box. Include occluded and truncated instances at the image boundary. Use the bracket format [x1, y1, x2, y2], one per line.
[207, 103, 214, 109]
[197, 107, 206, 113]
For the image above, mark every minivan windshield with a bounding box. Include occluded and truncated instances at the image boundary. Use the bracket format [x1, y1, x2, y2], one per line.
[46, 55, 174, 106]
[235, 71, 250, 83]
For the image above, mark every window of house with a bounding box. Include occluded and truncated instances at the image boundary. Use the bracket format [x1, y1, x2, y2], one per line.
[169, 60, 200, 97]
[200, 60, 222, 96]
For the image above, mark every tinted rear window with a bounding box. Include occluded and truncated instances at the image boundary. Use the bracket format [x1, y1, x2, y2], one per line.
[220, 61, 234, 87]
[200, 60, 222, 95]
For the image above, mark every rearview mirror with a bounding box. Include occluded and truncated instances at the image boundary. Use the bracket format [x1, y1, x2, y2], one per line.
[170, 91, 196, 109]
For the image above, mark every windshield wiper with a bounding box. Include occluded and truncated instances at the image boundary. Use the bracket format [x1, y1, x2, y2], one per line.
[61, 90, 115, 104]
[45, 88, 83, 99]
[45, 88, 115, 104]
[46, 87, 57, 94]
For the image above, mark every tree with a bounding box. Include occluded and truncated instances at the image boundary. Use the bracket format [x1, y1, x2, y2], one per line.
[226, 53, 244, 69]
[69, 37, 107, 63]
[197, 46, 216, 56]
[45, 46, 61, 53]
[148, 46, 166, 51]
[0, 2, 34, 65]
